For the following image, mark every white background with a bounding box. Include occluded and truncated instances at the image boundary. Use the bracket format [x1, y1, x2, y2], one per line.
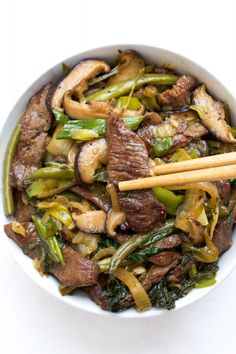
[1, 1, 236, 353]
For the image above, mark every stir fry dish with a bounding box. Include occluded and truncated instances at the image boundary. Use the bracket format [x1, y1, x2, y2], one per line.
[3, 50, 236, 312]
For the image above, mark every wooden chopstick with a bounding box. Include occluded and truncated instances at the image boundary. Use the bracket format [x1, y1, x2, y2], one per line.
[154, 152, 236, 175]
[118, 164, 236, 191]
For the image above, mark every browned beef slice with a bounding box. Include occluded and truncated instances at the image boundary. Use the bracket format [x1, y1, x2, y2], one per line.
[137, 124, 156, 157]
[51, 246, 99, 288]
[141, 258, 180, 290]
[153, 65, 176, 74]
[114, 233, 130, 244]
[184, 123, 208, 139]
[70, 185, 111, 213]
[11, 84, 52, 189]
[167, 259, 195, 283]
[149, 251, 181, 267]
[215, 181, 231, 200]
[107, 115, 150, 184]
[87, 283, 111, 311]
[119, 190, 166, 232]
[4, 222, 41, 258]
[155, 234, 182, 249]
[213, 220, 233, 254]
[107, 116, 166, 232]
[14, 191, 35, 222]
[159, 76, 196, 108]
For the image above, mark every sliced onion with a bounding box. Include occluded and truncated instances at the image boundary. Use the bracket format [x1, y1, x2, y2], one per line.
[154, 122, 176, 138]
[12, 221, 26, 237]
[72, 232, 100, 256]
[92, 248, 115, 262]
[210, 205, 219, 239]
[167, 182, 219, 206]
[114, 267, 151, 312]
[175, 190, 205, 233]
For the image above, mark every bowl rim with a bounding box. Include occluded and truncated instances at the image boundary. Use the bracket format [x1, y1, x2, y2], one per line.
[1, 43, 236, 319]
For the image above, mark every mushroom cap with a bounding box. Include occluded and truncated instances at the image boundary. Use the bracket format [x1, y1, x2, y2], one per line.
[73, 210, 106, 233]
[75, 138, 108, 184]
[108, 50, 145, 85]
[193, 84, 236, 144]
[51, 59, 110, 111]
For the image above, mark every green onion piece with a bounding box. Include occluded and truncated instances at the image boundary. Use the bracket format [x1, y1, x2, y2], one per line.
[27, 179, 76, 199]
[109, 219, 175, 273]
[153, 137, 173, 157]
[32, 216, 64, 264]
[189, 264, 197, 279]
[85, 73, 178, 102]
[56, 116, 144, 140]
[195, 278, 216, 288]
[189, 149, 200, 159]
[169, 148, 192, 162]
[4, 119, 21, 215]
[116, 96, 142, 110]
[53, 109, 69, 124]
[62, 62, 70, 75]
[70, 128, 99, 141]
[28, 166, 75, 180]
[142, 97, 161, 111]
[89, 65, 119, 86]
[152, 187, 184, 215]
[230, 126, 236, 138]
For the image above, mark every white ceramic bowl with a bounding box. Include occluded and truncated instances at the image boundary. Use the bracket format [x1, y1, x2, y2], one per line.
[1, 44, 236, 318]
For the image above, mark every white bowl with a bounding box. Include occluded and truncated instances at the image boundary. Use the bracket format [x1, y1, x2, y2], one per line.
[1, 44, 236, 318]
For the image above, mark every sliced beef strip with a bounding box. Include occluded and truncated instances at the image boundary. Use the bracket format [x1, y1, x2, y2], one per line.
[14, 191, 35, 222]
[149, 251, 181, 267]
[155, 234, 182, 249]
[137, 123, 156, 157]
[119, 190, 166, 233]
[141, 258, 180, 290]
[87, 283, 111, 311]
[138, 116, 207, 159]
[107, 115, 166, 232]
[5, 222, 99, 288]
[215, 180, 231, 200]
[167, 258, 195, 283]
[4, 222, 41, 258]
[11, 84, 52, 189]
[107, 115, 150, 184]
[159, 75, 196, 108]
[70, 185, 111, 213]
[51, 246, 99, 288]
[212, 220, 233, 255]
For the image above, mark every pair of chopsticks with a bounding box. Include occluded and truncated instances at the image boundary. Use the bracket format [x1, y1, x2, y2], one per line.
[118, 151, 236, 191]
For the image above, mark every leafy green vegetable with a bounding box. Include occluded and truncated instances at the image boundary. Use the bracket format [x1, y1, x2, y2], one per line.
[149, 263, 218, 310]
[128, 246, 161, 263]
[109, 219, 176, 273]
[102, 279, 128, 312]
[153, 137, 173, 157]
[98, 236, 120, 249]
[93, 167, 108, 183]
